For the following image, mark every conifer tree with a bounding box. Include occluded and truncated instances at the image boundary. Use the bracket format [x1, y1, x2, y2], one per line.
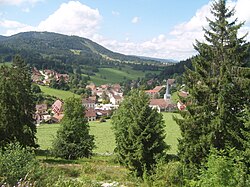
[175, 0, 250, 177]
[112, 89, 168, 177]
[0, 55, 37, 148]
[52, 97, 95, 159]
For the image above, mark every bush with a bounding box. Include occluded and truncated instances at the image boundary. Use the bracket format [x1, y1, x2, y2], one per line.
[0, 142, 39, 186]
[150, 161, 183, 187]
[190, 148, 250, 187]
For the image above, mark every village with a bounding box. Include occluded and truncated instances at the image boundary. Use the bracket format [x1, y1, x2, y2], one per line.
[33, 69, 188, 125]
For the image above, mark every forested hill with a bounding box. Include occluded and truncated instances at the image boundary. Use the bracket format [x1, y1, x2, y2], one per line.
[0, 31, 161, 66]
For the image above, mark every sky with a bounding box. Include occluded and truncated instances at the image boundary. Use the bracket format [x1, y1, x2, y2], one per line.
[0, 0, 250, 61]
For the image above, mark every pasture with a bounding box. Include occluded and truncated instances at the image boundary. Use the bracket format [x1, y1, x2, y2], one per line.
[39, 85, 80, 100]
[36, 112, 181, 155]
[88, 66, 160, 85]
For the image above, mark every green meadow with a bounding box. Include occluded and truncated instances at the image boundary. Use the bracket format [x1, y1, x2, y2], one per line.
[39, 85, 80, 100]
[36, 112, 181, 155]
[88, 67, 161, 85]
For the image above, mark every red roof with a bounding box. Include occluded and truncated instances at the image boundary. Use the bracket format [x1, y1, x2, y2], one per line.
[85, 109, 97, 117]
[145, 90, 158, 93]
[153, 86, 164, 92]
[52, 100, 63, 115]
[150, 99, 170, 109]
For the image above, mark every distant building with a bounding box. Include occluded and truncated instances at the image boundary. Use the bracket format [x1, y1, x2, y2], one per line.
[36, 104, 48, 115]
[82, 98, 95, 109]
[52, 100, 63, 115]
[164, 79, 175, 100]
[110, 94, 123, 105]
[145, 90, 159, 99]
[85, 109, 97, 121]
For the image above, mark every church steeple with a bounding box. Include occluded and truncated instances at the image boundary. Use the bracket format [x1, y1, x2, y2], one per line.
[164, 79, 171, 101]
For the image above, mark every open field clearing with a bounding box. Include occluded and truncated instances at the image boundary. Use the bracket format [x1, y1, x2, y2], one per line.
[39, 85, 80, 100]
[36, 112, 181, 155]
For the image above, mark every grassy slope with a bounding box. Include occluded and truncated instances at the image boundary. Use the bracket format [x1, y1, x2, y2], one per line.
[39, 85, 80, 100]
[36, 112, 181, 154]
[89, 67, 160, 85]
[0, 62, 12, 67]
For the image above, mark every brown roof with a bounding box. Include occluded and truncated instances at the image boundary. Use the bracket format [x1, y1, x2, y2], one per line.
[85, 109, 97, 117]
[153, 86, 164, 92]
[167, 79, 175, 85]
[86, 83, 96, 90]
[150, 99, 170, 109]
[82, 98, 95, 104]
[36, 104, 47, 111]
[178, 91, 189, 98]
[145, 90, 158, 93]
[52, 113, 64, 122]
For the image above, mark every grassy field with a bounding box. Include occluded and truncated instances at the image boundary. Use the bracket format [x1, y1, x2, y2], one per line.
[36, 112, 181, 155]
[39, 85, 80, 100]
[88, 66, 160, 85]
[0, 62, 12, 67]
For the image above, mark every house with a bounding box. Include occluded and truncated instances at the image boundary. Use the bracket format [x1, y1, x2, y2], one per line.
[178, 91, 189, 98]
[145, 89, 159, 99]
[112, 84, 122, 92]
[110, 94, 123, 105]
[85, 109, 97, 121]
[52, 113, 64, 123]
[52, 100, 63, 115]
[153, 86, 164, 92]
[55, 73, 69, 82]
[149, 99, 171, 112]
[44, 69, 56, 77]
[36, 104, 48, 115]
[82, 98, 95, 109]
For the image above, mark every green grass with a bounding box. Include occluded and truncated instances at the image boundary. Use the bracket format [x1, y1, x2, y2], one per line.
[39, 85, 80, 100]
[88, 66, 160, 85]
[36, 123, 60, 150]
[36, 113, 181, 154]
[163, 113, 181, 154]
[0, 62, 12, 67]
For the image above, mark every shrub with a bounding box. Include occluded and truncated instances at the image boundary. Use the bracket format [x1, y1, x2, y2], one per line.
[0, 142, 39, 186]
[190, 148, 250, 187]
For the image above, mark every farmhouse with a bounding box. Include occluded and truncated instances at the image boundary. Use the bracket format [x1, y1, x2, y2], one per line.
[145, 89, 159, 99]
[85, 109, 97, 121]
[52, 99, 63, 115]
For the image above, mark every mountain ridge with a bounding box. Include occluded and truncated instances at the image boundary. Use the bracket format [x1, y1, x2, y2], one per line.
[0, 31, 163, 65]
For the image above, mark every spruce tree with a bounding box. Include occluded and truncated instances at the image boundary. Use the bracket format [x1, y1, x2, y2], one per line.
[0, 55, 37, 148]
[112, 89, 168, 177]
[52, 97, 95, 159]
[175, 0, 250, 177]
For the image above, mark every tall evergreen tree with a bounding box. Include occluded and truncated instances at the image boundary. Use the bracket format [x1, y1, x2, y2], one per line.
[112, 89, 168, 177]
[52, 97, 95, 159]
[175, 0, 250, 177]
[0, 55, 37, 148]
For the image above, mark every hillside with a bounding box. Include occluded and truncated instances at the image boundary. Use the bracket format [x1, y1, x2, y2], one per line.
[0, 31, 161, 67]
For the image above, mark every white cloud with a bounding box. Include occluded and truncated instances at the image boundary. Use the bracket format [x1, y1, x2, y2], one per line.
[37, 1, 102, 38]
[99, 0, 250, 61]
[0, 0, 42, 5]
[0, 1, 102, 38]
[131, 16, 140, 24]
[1, 0, 250, 61]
